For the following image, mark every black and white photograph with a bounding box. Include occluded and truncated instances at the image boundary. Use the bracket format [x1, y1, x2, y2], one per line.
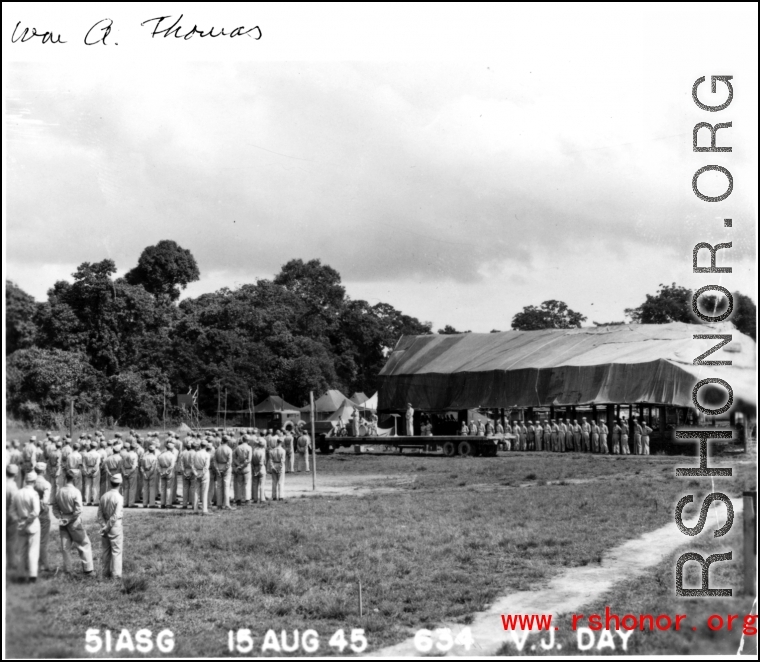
[3, 3, 758, 658]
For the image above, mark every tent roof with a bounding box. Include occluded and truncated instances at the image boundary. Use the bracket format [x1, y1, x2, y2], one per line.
[254, 395, 301, 413]
[326, 398, 359, 422]
[350, 392, 369, 404]
[300, 389, 348, 413]
[377, 322, 756, 410]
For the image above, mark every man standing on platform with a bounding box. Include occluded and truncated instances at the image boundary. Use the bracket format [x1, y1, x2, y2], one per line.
[620, 418, 631, 455]
[405, 403, 414, 436]
[527, 421, 536, 451]
[641, 421, 653, 455]
[611, 420, 622, 454]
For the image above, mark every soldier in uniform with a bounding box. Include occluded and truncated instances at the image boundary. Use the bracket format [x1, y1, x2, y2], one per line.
[526, 421, 536, 451]
[98, 474, 124, 580]
[591, 420, 600, 453]
[65, 441, 84, 493]
[214, 436, 234, 510]
[269, 438, 286, 501]
[180, 441, 196, 509]
[283, 429, 295, 473]
[6, 465, 20, 569]
[32, 462, 52, 572]
[405, 403, 415, 436]
[121, 440, 139, 507]
[45, 439, 62, 503]
[233, 436, 252, 505]
[641, 421, 653, 455]
[251, 438, 268, 503]
[296, 430, 310, 472]
[82, 441, 102, 506]
[633, 419, 643, 455]
[571, 419, 582, 452]
[103, 442, 124, 493]
[611, 420, 622, 454]
[8, 441, 24, 489]
[157, 440, 176, 508]
[140, 443, 158, 508]
[581, 417, 592, 453]
[620, 418, 631, 455]
[54, 471, 95, 576]
[600, 419, 610, 454]
[192, 440, 211, 515]
[12, 471, 41, 582]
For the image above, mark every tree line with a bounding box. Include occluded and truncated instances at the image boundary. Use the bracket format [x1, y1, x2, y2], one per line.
[5, 241, 756, 429]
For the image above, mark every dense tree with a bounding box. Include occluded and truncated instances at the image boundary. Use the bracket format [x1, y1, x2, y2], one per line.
[125, 240, 200, 301]
[625, 283, 756, 340]
[511, 300, 587, 330]
[5, 280, 37, 355]
[438, 325, 471, 334]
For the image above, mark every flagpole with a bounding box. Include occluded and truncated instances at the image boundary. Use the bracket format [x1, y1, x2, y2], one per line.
[311, 391, 316, 491]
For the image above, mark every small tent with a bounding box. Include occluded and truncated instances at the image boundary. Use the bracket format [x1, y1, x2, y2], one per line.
[254, 395, 301, 430]
[300, 389, 349, 422]
[350, 392, 369, 405]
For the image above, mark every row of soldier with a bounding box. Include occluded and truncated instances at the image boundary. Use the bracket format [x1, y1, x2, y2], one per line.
[5, 426, 314, 583]
[460, 417, 654, 455]
[5, 426, 314, 512]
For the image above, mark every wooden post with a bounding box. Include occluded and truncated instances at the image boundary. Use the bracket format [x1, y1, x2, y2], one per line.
[358, 579, 363, 617]
[744, 491, 757, 595]
[163, 386, 167, 431]
[69, 397, 74, 439]
[224, 388, 228, 430]
[310, 391, 317, 491]
[217, 383, 221, 428]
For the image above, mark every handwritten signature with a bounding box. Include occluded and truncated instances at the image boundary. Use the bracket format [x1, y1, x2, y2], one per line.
[140, 14, 262, 40]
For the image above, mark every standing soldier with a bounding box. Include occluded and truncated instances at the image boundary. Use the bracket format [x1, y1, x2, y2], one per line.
[283, 429, 295, 473]
[296, 430, 311, 473]
[82, 441, 102, 506]
[526, 421, 536, 451]
[620, 418, 631, 455]
[581, 418, 592, 453]
[269, 438, 286, 501]
[495, 420, 503, 435]
[121, 440, 139, 507]
[600, 419, 610, 454]
[12, 471, 41, 583]
[45, 439, 62, 503]
[191, 440, 211, 515]
[461, 421, 469, 436]
[180, 442, 196, 509]
[103, 442, 124, 494]
[140, 444, 158, 508]
[611, 420, 622, 454]
[633, 419, 643, 455]
[9, 441, 24, 488]
[53, 470, 95, 575]
[157, 440, 176, 508]
[469, 419, 478, 436]
[21, 436, 41, 483]
[572, 420, 582, 452]
[65, 441, 84, 494]
[97, 440, 109, 498]
[591, 420, 600, 453]
[97, 474, 124, 580]
[641, 421, 653, 455]
[33, 462, 52, 573]
[405, 403, 415, 436]
[233, 436, 252, 506]
[6, 465, 20, 570]
[251, 438, 268, 503]
[535, 420, 544, 451]
[207, 437, 218, 509]
[214, 436, 234, 510]
[134, 438, 145, 503]
[171, 437, 183, 506]
[511, 422, 520, 451]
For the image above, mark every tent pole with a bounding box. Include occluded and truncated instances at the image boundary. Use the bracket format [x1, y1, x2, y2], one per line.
[224, 388, 228, 429]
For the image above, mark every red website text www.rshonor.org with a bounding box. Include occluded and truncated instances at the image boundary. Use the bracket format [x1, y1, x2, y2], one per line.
[501, 609, 758, 635]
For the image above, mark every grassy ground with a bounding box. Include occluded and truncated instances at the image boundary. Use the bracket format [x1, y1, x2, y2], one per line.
[5, 442, 756, 657]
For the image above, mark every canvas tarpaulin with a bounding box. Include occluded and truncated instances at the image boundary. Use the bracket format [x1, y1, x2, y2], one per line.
[377, 322, 756, 411]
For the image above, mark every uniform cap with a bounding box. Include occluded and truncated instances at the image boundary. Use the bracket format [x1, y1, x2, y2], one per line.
[149, 443, 156, 451]
[29, 435, 37, 442]
[115, 432, 122, 439]
[34, 461, 46, 472]
[73, 442, 81, 450]
[166, 440, 175, 447]
[110, 474, 123, 485]
[6, 464, 18, 476]
[24, 471, 38, 483]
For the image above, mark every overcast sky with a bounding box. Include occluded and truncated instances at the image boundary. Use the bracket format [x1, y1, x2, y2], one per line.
[4, 5, 757, 331]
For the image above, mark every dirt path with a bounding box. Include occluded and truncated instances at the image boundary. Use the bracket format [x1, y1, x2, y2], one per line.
[376, 500, 743, 657]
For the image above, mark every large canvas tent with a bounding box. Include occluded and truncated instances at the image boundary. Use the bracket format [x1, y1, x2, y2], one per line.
[377, 322, 756, 412]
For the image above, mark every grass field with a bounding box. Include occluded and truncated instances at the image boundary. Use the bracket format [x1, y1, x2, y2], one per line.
[4, 437, 757, 657]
